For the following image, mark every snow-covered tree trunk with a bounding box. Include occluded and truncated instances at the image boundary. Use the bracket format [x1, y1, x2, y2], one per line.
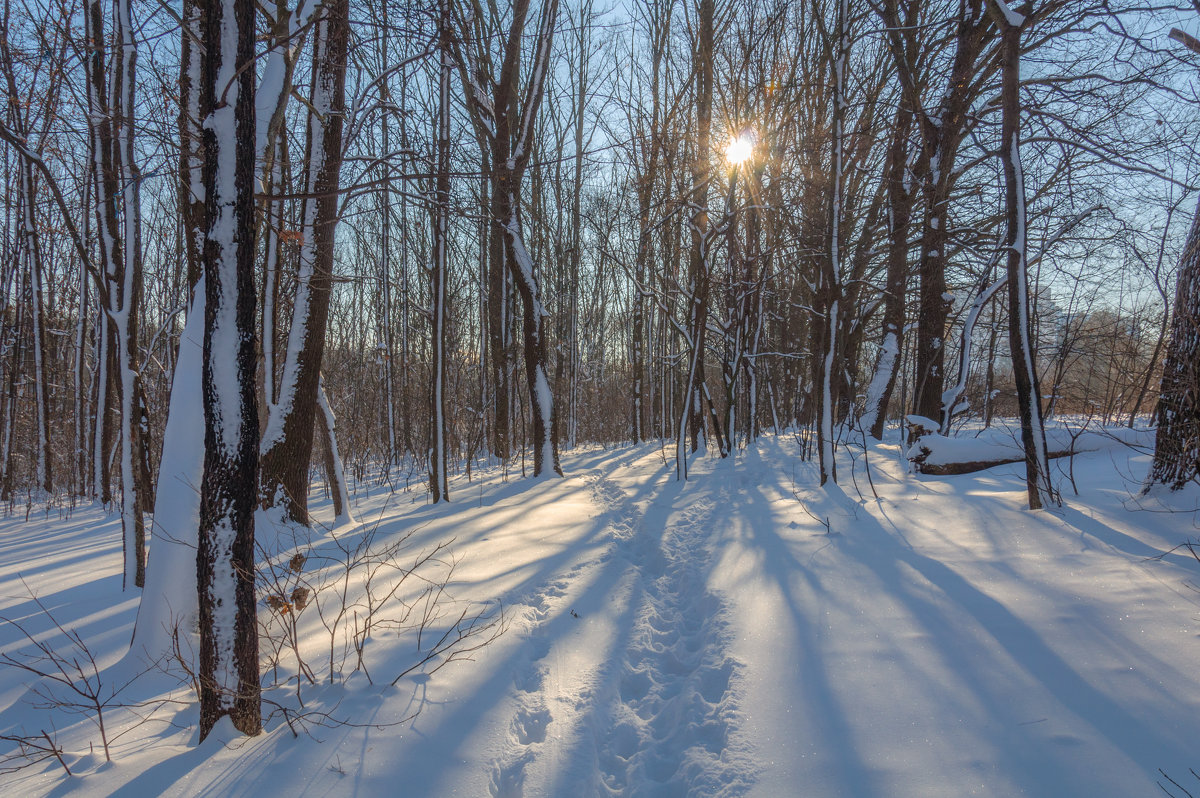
[886, 0, 994, 434]
[430, 0, 451, 502]
[817, 0, 849, 487]
[941, 270, 1005, 434]
[1148, 198, 1200, 489]
[316, 378, 352, 521]
[259, 0, 349, 524]
[83, 0, 147, 586]
[84, 0, 116, 508]
[504, 216, 562, 477]
[113, 0, 148, 587]
[132, 284, 204, 661]
[73, 240, 89, 495]
[454, 0, 562, 477]
[861, 99, 913, 440]
[996, 0, 1053, 510]
[131, 0, 206, 660]
[196, 0, 261, 740]
[256, 0, 314, 415]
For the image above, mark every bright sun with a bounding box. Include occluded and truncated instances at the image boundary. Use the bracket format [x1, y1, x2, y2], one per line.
[726, 134, 753, 165]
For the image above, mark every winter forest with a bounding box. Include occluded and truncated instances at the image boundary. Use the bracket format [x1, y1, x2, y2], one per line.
[2, 0, 1200, 793]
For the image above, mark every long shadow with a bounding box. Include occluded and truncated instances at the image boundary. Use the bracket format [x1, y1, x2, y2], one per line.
[567, 441, 663, 476]
[0, 515, 121, 591]
[109, 451, 664, 797]
[713, 474, 881, 797]
[540, 464, 739, 796]
[706, 441, 1192, 795]
[1055, 503, 1199, 565]
[370, 470, 671, 797]
[812, 473, 1194, 794]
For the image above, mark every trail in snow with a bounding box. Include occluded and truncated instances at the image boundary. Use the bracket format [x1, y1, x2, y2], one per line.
[489, 574, 567, 797]
[483, 466, 751, 797]
[586, 473, 749, 797]
[7, 435, 1200, 797]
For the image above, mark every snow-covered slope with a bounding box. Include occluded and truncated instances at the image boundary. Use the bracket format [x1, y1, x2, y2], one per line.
[2, 433, 1199, 796]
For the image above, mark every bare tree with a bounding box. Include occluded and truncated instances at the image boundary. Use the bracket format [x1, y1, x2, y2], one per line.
[454, 0, 563, 477]
[259, 0, 351, 524]
[994, 0, 1054, 508]
[430, 0, 451, 502]
[1147, 19, 1200, 491]
[196, 0, 261, 740]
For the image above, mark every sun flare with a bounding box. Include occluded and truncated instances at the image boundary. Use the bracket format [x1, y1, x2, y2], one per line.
[725, 134, 753, 165]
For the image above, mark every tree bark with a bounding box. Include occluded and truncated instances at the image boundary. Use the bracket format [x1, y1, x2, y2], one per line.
[430, 0, 451, 502]
[1148, 194, 1200, 489]
[996, 0, 1053, 509]
[862, 98, 914, 440]
[259, 0, 349, 524]
[196, 0, 261, 741]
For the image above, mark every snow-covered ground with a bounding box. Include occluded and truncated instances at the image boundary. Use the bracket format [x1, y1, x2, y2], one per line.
[2, 429, 1200, 796]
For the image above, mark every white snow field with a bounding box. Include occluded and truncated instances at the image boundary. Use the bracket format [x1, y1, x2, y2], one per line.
[2, 429, 1200, 797]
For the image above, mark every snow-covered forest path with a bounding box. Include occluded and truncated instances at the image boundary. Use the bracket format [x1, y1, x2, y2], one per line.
[484, 451, 752, 797]
[466, 438, 1200, 798]
[3, 435, 1200, 797]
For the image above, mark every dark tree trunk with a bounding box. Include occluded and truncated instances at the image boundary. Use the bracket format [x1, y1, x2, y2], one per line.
[259, 0, 349, 525]
[865, 100, 913, 440]
[688, 0, 715, 457]
[1148, 195, 1200, 489]
[633, 182, 650, 444]
[488, 167, 511, 462]
[430, 0, 451, 501]
[997, 0, 1052, 509]
[905, 1, 995, 429]
[196, 0, 261, 741]
[453, 0, 561, 477]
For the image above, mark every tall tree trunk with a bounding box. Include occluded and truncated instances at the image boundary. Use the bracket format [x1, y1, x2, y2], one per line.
[632, 183, 649, 444]
[996, 0, 1053, 509]
[817, 0, 849, 486]
[677, 0, 723, 479]
[113, 0, 148, 586]
[132, 0, 206, 661]
[488, 176, 511, 462]
[430, 0, 451, 502]
[1148, 201, 1200, 489]
[196, 0, 261, 741]
[83, 0, 146, 584]
[259, 0, 349, 525]
[896, 0, 995, 431]
[19, 164, 52, 495]
[454, 0, 561, 476]
[862, 100, 913, 440]
[378, 54, 398, 464]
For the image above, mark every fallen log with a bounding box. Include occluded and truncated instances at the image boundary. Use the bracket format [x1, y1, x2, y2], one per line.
[912, 447, 1085, 476]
